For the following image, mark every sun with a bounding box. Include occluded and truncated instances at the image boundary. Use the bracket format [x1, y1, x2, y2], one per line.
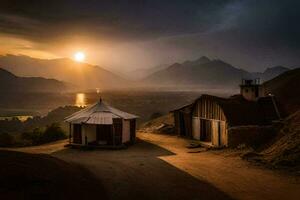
[73, 51, 85, 62]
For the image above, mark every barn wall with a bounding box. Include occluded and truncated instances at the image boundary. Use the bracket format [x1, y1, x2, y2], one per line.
[191, 97, 227, 147]
[211, 121, 219, 146]
[192, 117, 200, 140]
[122, 119, 130, 143]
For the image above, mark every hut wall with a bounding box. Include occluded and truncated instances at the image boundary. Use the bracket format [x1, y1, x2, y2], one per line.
[82, 124, 97, 144]
[129, 119, 136, 143]
[122, 119, 130, 143]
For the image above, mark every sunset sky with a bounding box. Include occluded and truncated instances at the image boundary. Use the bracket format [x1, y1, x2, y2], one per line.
[1, 0, 300, 72]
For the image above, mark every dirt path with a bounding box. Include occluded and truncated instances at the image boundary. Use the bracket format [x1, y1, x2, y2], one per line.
[139, 132, 300, 200]
[4, 133, 300, 200]
[52, 139, 232, 200]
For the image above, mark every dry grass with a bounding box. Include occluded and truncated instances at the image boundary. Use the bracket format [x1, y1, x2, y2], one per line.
[261, 110, 300, 168]
[139, 113, 175, 134]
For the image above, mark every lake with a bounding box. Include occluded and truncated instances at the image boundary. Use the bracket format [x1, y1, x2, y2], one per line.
[0, 115, 32, 122]
[0, 90, 234, 123]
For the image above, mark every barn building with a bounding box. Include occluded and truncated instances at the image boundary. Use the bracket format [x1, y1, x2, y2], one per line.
[65, 99, 138, 147]
[173, 80, 281, 147]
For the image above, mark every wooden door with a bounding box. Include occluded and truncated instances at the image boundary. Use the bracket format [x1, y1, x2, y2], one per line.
[113, 118, 123, 145]
[73, 124, 82, 144]
[200, 119, 212, 142]
[211, 120, 219, 146]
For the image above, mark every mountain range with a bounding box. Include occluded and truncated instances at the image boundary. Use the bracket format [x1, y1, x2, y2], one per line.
[0, 68, 71, 92]
[0, 55, 129, 90]
[143, 56, 290, 88]
[0, 55, 291, 90]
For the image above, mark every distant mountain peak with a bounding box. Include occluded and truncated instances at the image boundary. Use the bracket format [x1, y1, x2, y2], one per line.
[167, 62, 182, 70]
[195, 56, 210, 64]
[264, 65, 290, 73]
[0, 54, 129, 90]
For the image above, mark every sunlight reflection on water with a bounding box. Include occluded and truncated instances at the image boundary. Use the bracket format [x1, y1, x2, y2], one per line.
[75, 93, 87, 107]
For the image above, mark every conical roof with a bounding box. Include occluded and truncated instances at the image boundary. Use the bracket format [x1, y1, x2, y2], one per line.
[65, 99, 138, 124]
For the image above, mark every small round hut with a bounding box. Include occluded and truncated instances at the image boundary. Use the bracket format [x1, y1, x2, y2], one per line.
[65, 99, 138, 147]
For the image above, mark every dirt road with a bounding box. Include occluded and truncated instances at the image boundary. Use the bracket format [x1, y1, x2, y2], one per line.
[5, 133, 299, 200]
[139, 132, 300, 200]
[53, 139, 232, 200]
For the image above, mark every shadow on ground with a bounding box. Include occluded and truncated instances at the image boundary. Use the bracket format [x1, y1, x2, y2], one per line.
[52, 139, 233, 200]
[0, 150, 107, 200]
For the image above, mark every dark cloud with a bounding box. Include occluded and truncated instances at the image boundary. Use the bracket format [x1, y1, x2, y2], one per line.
[0, 0, 300, 71]
[0, 0, 233, 41]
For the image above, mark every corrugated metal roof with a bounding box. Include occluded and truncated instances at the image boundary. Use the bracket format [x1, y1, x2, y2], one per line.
[85, 112, 113, 124]
[65, 100, 138, 124]
[172, 94, 280, 126]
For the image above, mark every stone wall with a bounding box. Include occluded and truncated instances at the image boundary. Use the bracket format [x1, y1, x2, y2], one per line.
[228, 125, 275, 148]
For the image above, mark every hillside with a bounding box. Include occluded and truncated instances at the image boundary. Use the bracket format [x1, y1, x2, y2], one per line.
[259, 66, 290, 82]
[0, 68, 71, 92]
[244, 111, 300, 171]
[261, 111, 300, 169]
[0, 54, 129, 90]
[144, 56, 289, 89]
[140, 113, 174, 134]
[263, 68, 300, 115]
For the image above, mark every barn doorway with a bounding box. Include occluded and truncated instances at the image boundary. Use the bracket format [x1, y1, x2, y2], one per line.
[217, 121, 221, 146]
[200, 119, 212, 142]
[96, 125, 113, 145]
[179, 113, 186, 136]
[73, 124, 82, 144]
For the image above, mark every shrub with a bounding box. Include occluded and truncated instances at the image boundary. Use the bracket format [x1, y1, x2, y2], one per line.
[22, 128, 43, 145]
[0, 132, 15, 147]
[42, 123, 66, 143]
[21, 123, 66, 145]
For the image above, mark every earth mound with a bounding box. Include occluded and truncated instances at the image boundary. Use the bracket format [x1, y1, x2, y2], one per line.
[140, 113, 175, 134]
